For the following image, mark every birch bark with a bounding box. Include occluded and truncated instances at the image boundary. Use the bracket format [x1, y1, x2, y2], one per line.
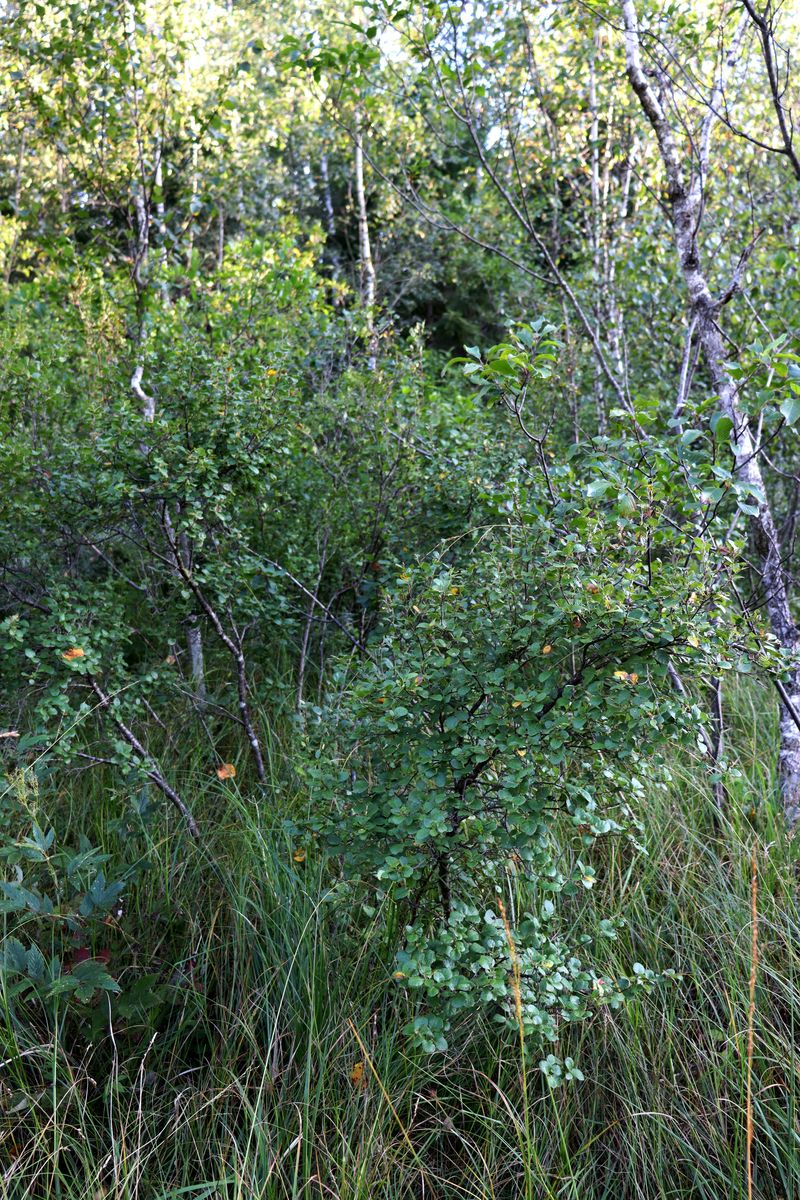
[354, 111, 377, 370]
[621, 0, 800, 825]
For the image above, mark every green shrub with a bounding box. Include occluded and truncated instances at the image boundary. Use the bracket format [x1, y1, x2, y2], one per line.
[309, 422, 740, 1071]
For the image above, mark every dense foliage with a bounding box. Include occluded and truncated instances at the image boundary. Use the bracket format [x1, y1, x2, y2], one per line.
[1, 0, 800, 1196]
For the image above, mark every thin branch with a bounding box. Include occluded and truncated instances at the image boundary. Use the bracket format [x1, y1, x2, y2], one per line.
[88, 676, 199, 839]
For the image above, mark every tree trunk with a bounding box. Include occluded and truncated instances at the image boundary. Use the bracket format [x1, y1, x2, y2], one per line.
[179, 527, 206, 701]
[131, 187, 155, 421]
[621, 0, 800, 825]
[216, 202, 225, 271]
[320, 151, 340, 277]
[587, 36, 607, 435]
[154, 136, 169, 306]
[186, 141, 198, 267]
[354, 112, 377, 370]
[132, 145, 207, 702]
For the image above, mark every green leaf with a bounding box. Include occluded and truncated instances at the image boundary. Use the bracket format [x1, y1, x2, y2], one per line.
[779, 395, 800, 426]
[70, 958, 121, 1003]
[586, 479, 613, 499]
[710, 412, 734, 440]
[26, 944, 46, 982]
[2, 937, 28, 975]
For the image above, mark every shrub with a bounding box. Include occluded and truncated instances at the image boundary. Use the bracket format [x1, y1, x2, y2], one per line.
[310, 430, 736, 1070]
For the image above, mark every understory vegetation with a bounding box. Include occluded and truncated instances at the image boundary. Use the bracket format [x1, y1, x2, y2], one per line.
[3, 690, 799, 1197]
[2, 0, 800, 1196]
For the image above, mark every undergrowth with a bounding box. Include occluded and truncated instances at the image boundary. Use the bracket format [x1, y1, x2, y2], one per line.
[1, 681, 799, 1200]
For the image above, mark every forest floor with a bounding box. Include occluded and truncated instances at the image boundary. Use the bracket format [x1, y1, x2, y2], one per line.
[3, 680, 799, 1200]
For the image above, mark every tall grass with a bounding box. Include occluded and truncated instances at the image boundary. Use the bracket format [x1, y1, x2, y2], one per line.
[2, 683, 799, 1198]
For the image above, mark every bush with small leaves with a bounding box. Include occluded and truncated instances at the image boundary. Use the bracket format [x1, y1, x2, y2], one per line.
[309, 421, 739, 1079]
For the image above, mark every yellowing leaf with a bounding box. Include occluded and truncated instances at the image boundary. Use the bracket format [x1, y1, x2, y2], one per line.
[687, 634, 699, 648]
[511, 700, 522, 709]
[62, 647, 85, 661]
[516, 748, 527, 758]
[293, 848, 306, 863]
[541, 644, 552, 655]
[216, 762, 236, 780]
[350, 1061, 365, 1088]
[393, 970, 406, 980]
[448, 586, 460, 595]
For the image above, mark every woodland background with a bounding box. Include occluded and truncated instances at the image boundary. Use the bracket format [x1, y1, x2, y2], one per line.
[1, 1, 800, 1196]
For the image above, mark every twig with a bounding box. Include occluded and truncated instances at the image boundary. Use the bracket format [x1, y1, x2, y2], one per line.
[160, 508, 266, 781]
[88, 675, 199, 839]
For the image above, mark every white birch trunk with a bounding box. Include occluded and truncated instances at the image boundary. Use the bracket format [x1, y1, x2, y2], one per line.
[621, 0, 800, 825]
[354, 113, 377, 370]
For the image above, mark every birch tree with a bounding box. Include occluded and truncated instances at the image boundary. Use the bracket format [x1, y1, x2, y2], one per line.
[620, 0, 800, 825]
[354, 108, 378, 368]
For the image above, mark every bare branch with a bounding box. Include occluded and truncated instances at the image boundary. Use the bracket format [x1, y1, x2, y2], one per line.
[88, 676, 199, 839]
